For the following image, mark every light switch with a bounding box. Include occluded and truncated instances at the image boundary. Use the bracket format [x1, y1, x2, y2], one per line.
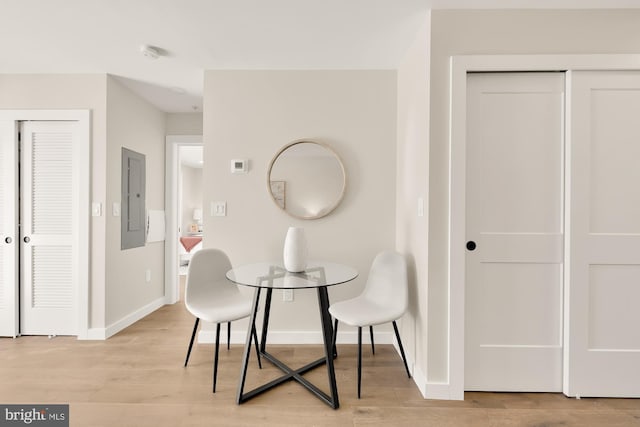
[417, 197, 424, 218]
[92, 202, 102, 217]
[211, 201, 227, 217]
[113, 202, 121, 217]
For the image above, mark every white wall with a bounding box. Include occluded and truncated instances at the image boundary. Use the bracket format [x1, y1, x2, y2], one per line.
[426, 8, 640, 388]
[166, 113, 203, 135]
[105, 77, 166, 326]
[396, 16, 431, 395]
[202, 70, 397, 336]
[0, 74, 109, 330]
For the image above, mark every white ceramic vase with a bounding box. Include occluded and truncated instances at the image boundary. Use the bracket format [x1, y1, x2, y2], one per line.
[283, 227, 308, 272]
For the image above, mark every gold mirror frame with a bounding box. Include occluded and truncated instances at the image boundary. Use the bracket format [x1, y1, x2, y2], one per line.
[267, 139, 346, 220]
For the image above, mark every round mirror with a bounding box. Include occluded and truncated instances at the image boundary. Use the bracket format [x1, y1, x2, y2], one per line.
[267, 140, 346, 219]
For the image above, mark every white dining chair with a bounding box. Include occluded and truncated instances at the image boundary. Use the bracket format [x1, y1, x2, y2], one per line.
[329, 250, 411, 398]
[183, 248, 261, 393]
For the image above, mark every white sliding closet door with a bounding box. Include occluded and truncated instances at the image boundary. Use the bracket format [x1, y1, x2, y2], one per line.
[567, 71, 640, 397]
[20, 121, 77, 336]
[465, 72, 565, 391]
[0, 120, 19, 337]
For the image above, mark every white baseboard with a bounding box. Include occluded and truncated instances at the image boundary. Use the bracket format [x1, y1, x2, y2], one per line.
[425, 381, 463, 400]
[412, 363, 428, 398]
[84, 327, 107, 340]
[335, 331, 394, 345]
[197, 329, 254, 345]
[387, 338, 433, 400]
[386, 342, 460, 401]
[83, 296, 165, 340]
[197, 330, 395, 345]
[391, 339, 425, 398]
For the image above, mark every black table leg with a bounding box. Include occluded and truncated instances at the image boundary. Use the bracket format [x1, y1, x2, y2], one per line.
[317, 286, 339, 409]
[260, 288, 273, 352]
[236, 285, 340, 409]
[236, 287, 261, 404]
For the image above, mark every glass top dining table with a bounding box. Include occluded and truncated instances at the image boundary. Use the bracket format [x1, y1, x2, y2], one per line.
[226, 261, 358, 289]
[226, 261, 358, 409]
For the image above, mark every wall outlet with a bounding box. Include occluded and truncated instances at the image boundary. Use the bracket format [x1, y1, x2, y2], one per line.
[283, 289, 294, 302]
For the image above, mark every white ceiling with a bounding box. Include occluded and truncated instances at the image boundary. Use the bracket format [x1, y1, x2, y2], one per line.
[2, 0, 639, 112]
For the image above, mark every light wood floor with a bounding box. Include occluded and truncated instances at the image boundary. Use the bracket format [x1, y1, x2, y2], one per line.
[2, 296, 640, 426]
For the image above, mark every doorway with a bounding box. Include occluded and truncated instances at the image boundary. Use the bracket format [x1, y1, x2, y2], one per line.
[177, 145, 204, 277]
[164, 135, 203, 304]
[0, 110, 90, 338]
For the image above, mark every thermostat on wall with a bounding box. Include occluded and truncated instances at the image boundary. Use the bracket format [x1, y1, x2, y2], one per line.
[231, 159, 248, 173]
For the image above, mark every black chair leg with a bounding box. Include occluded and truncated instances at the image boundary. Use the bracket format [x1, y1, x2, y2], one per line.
[357, 326, 362, 399]
[227, 321, 231, 350]
[392, 320, 411, 378]
[184, 318, 200, 367]
[252, 323, 262, 369]
[213, 323, 221, 393]
[369, 325, 375, 355]
[332, 319, 338, 358]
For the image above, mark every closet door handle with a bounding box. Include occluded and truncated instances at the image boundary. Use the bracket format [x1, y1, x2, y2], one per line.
[4, 237, 11, 244]
[23, 236, 30, 243]
[466, 241, 477, 251]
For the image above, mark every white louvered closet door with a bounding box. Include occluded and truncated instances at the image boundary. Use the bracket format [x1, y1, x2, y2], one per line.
[20, 121, 77, 335]
[0, 120, 18, 337]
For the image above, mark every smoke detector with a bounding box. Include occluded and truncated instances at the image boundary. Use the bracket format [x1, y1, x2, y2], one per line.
[140, 45, 162, 59]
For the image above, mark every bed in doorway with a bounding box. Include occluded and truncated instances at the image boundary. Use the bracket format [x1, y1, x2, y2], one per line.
[179, 235, 203, 267]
